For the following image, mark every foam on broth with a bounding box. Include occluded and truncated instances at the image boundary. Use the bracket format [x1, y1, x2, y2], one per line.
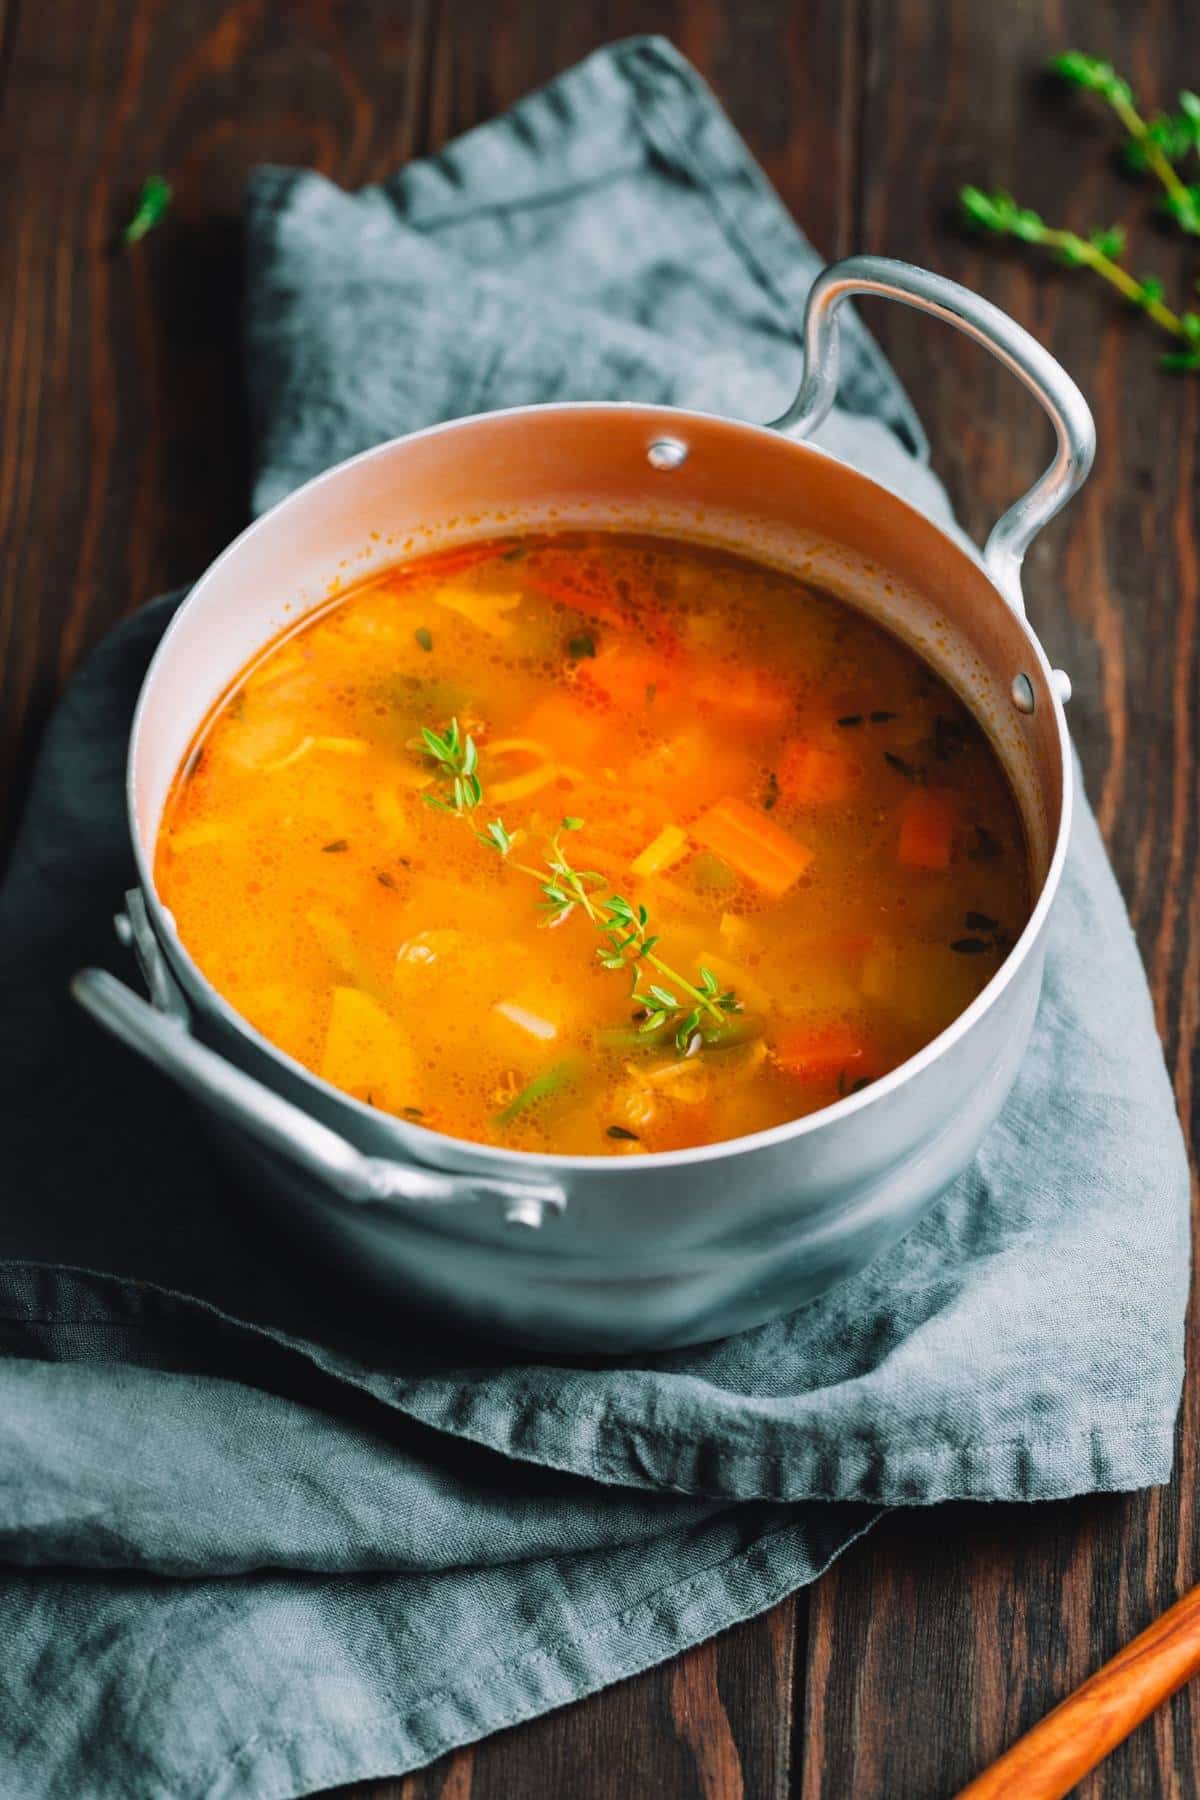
[155, 531, 1031, 1156]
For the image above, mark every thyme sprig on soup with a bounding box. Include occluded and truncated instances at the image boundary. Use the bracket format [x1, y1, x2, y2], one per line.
[156, 531, 1030, 1155]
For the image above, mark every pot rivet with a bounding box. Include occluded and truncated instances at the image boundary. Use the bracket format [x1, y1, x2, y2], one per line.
[1051, 668, 1073, 705]
[1010, 673, 1036, 715]
[504, 1196, 547, 1229]
[647, 437, 688, 471]
[114, 912, 134, 947]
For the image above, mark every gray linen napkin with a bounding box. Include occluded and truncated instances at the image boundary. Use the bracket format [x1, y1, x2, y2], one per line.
[0, 37, 1189, 1800]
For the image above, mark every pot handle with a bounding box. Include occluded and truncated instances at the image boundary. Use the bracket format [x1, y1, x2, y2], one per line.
[71, 967, 567, 1228]
[770, 254, 1096, 615]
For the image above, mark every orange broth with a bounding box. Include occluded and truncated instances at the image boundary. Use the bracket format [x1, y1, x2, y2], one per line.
[155, 531, 1031, 1155]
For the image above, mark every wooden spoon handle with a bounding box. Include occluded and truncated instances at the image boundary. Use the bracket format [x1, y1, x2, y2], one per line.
[953, 1582, 1200, 1799]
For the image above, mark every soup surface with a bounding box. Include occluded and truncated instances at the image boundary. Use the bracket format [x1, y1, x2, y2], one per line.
[156, 531, 1031, 1155]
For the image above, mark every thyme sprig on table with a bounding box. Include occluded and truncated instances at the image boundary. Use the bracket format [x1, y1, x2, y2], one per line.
[960, 51, 1200, 372]
[960, 187, 1200, 369]
[122, 174, 172, 246]
[420, 719, 742, 1054]
[1052, 52, 1200, 236]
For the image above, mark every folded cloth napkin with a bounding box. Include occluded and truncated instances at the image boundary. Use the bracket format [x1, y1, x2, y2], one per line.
[0, 36, 1189, 1800]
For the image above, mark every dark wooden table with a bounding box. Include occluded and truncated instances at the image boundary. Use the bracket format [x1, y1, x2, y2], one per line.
[3, 2, 1197, 1795]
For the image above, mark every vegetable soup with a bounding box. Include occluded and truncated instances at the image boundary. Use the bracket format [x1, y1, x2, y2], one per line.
[156, 532, 1031, 1156]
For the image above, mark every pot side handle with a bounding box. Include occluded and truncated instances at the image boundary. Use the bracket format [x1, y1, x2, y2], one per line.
[770, 254, 1096, 616]
[70, 967, 567, 1228]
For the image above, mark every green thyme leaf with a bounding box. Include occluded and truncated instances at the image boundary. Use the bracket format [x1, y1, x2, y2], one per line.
[123, 175, 172, 245]
[1089, 225, 1126, 260]
[419, 713, 746, 1056]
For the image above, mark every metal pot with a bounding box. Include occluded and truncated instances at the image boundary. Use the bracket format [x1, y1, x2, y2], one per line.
[73, 257, 1095, 1351]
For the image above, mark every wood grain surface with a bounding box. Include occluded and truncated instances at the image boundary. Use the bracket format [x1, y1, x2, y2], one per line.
[950, 1579, 1200, 1798]
[1, 2, 1196, 1796]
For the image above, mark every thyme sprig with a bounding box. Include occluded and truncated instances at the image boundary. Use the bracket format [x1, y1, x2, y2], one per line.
[961, 50, 1200, 372]
[536, 826, 733, 1044]
[596, 893, 738, 1051]
[420, 719, 742, 1054]
[960, 186, 1200, 371]
[1052, 52, 1200, 236]
[420, 720, 479, 811]
[122, 174, 172, 245]
[538, 819, 607, 924]
[420, 722, 518, 855]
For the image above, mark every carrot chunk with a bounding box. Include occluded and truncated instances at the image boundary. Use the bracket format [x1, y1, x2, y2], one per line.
[630, 824, 689, 878]
[691, 798, 812, 897]
[577, 641, 678, 708]
[692, 664, 792, 726]
[772, 1020, 868, 1083]
[777, 741, 857, 807]
[898, 789, 956, 869]
[522, 692, 605, 763]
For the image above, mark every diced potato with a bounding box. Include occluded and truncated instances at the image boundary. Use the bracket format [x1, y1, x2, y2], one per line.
[165, 820, 232, 854]
[431, 585, 521, 637]
[719, 912, 751, 948]
[307, 907, 387, 1004]
[320, 986, 419, 1114]
[372, 784, 413, 845]
[631, 824, 689, 878]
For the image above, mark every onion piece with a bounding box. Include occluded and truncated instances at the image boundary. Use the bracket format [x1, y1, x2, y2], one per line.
[260, 734, 368, 772]
[486, 737, 562, 804]
[431, 585, 521, 638]
[493, 1000, 558, 1042]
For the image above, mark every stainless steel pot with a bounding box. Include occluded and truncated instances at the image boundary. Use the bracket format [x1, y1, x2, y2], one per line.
[73, 257, 1095, 1351]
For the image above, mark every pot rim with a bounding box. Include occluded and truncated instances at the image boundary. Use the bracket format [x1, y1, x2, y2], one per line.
[129, 399, 1074, 1175]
